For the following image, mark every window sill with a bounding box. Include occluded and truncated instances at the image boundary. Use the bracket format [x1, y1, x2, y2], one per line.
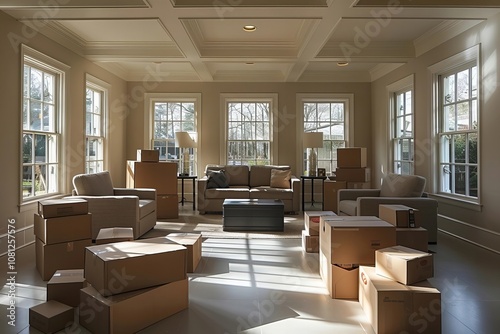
[428, 193, 482, 212]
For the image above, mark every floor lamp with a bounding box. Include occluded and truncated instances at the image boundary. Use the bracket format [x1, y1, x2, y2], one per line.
[175, 131, 197, 176]
[303, 132, 323, 176]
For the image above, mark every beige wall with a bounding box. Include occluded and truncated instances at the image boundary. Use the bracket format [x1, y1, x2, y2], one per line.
[370, 13, 500, 252]
[0, 11, 128, 253]
[125, 82, 372, 177]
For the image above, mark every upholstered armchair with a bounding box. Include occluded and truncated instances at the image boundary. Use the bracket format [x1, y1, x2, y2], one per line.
[337, 173, 438, 243]
[67, 171, 157, 240]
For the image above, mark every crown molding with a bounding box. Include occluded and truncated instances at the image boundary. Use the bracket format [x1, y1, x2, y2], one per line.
[414, 20, 483, 56]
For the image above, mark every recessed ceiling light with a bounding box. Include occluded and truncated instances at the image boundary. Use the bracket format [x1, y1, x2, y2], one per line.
[337, 61, 349, 67]
[243, 25, 256, 32]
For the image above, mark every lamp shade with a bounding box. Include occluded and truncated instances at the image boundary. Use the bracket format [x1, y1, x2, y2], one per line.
[175, 131, 197, 148]
[302, 132, 323, 148]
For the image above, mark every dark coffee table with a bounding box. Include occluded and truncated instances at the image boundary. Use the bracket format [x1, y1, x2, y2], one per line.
[222, 199, 284, 232]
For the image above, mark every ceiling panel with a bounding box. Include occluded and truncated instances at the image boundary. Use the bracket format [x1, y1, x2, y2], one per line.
[0, 0, 148, 8]
[355, 0, 500, 7]
[56, 19, 172, 43]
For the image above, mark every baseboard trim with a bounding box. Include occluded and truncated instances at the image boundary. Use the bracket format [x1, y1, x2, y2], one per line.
[438, 214, 500, 255]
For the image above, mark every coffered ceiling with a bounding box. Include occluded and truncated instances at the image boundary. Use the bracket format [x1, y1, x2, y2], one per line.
[2, 0, 499, 82]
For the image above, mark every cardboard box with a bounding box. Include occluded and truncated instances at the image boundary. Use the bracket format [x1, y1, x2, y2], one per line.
[29, 300, 74, 333]
[347, 182, 371, 189]
[34, 213, 92, 245]
[96, 227, 134, 245]
[84, 238, 187, 296]
[359, 266, 441, 334]
[36, 238, 92, 281]
[136, 149, 159, 162]
[375, 245, 434, 285]
[38, 198, 88, 218]
[302, 230, 319, 253]
[319, 249, 359, 299]
[304, 211, 336, 236]
[79, 278, 188, 334]
[337, 147, 367, 168]
[320, 216, 396, 265]
[335, 167, 371, 182]
[379, 204, 421, 228]
[165, 233, 202, 272]
[323, 181, 347, 213]
[157, 194, 179, 219]
[397, 227, 428, 252]
[47, 269, 85, 307]
[132, 161, 178, 193]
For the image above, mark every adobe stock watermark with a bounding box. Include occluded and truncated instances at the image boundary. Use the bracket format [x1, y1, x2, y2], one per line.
[8, 0, 72, 53]
[339, 0, 404, 62]
[6, 218, 17, 327]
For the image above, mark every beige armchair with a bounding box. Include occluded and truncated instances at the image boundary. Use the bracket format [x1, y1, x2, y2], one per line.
[67, 171, 157, 240]
[337, 173, 438, 243]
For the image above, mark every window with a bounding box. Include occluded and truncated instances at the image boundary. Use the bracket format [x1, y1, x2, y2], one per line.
[388, 74, 415, 175]
[439, 64, 478, 198]
[85, 76, 108, 174]
[146, 94, 200, 175]
[222, 94, 278, 165]
[430, 45, 479, 201]
[300, 94, 352, 174]
[21, 47, 67, 201]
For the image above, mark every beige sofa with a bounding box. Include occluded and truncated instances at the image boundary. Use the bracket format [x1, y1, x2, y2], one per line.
[67, 171, 157, 240]
[197, 165, 300, 214]
[337, 173, 438, 243]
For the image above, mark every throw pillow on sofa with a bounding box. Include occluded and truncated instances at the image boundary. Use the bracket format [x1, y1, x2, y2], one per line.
[270, 169, 291, 189]
[207, 170, 229, 188]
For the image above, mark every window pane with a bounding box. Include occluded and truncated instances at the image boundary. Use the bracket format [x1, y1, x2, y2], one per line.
[454, 165, 466, 195]
[469, 165, 478, 197]
[35, 134, 46, 163]
[30, 68, 42, 100]
[454, 134, 466, 163]
[30, 101, 42, 131]
[457, 102, 469, 130]
[23, 134, 33, 163]
[471, 66, 478, 98]
[48, 135, 57, 164]
[457, 69, 470, 101]
[469, 133, 478, 164]
[43, 73, 54, 103]
[440, 135, 452, 163]
[444, 105, 455, 131]
[443, 74, 455, 104]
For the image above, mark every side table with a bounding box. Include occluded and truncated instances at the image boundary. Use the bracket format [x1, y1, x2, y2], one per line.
[300, 175, 327, 211]
[177, 175, 197, 210]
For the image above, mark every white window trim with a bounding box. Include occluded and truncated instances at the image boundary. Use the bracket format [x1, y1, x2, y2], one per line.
[428, 44, 481, 205]
[296, 93, 354, 173]
[220, 93, 279, 165]
[20, 45, 70, 208]
[386, 74, 415, 174]
[85, 74, 110, 173]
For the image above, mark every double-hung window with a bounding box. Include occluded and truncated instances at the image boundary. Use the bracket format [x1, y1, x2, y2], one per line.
[147, 93, 199, 174]
[431, 45, 479, 201]
[438, 63, 478, 198]
[85, 76, 108, 174]
[223, 94, 277, 165]
[300, 94, 352, 174]
[21, 47, 67, 201]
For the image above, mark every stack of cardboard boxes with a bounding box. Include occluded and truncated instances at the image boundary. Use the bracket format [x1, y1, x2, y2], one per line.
[335, 147, 371, 189]
[319, 216, 396, 299]
[79, 237, 189, 333]
[302, 211, 336, 253]
[34, 199, 92, 280]
[359, 245, 440, 334]
[379, 204, 429, 252]
[127, 149, 179, 219]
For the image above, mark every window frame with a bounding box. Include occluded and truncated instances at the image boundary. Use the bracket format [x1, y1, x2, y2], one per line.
[20, 45, 70, 206]
[220, 93, 279, 165]
[144, 93, 201, 174]
[387, 74, 415, 175]
[297, 93, 354, 175]
[429, 45, 481, 204]
[85, 74, 109, 174]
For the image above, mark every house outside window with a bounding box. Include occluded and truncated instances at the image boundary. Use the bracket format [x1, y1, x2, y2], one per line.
[393, 89, 414, 175]
[21, 47, 67, 201]
[300, 94, 352, 175]
[85, 76, 108, 174]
